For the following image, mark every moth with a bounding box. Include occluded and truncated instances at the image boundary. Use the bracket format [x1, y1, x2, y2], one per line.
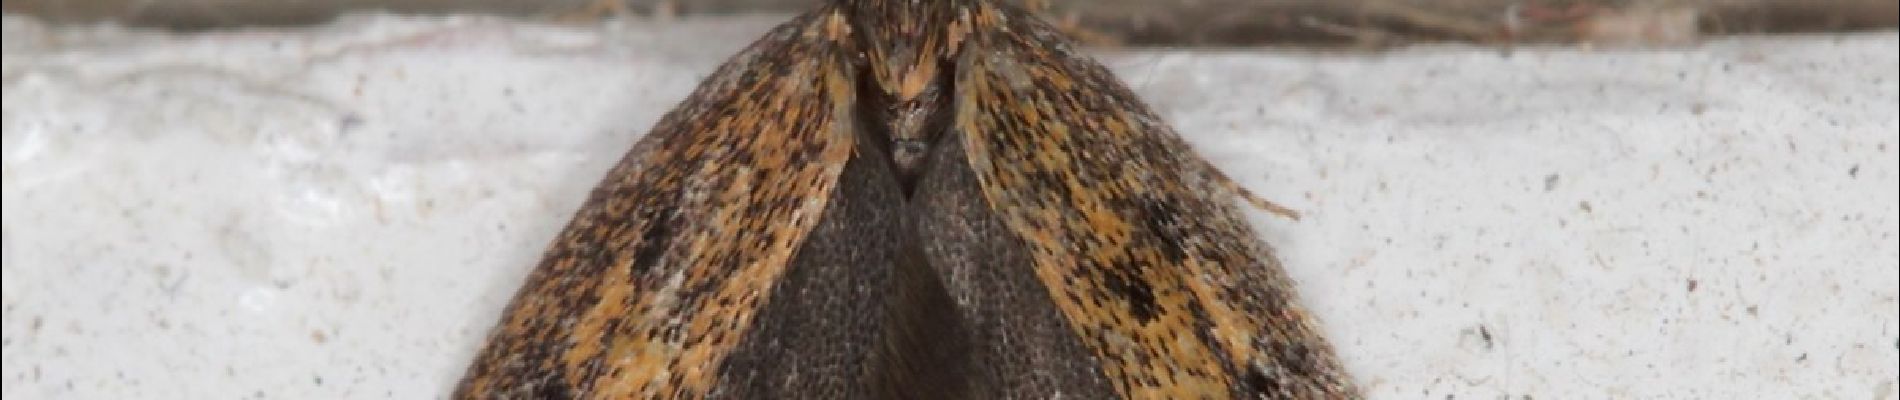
[456, 0, 1356, 398]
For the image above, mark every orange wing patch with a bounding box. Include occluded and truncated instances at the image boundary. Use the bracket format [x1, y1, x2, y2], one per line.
[951, 2, 1356, 398]
[456, 8, 860, 399]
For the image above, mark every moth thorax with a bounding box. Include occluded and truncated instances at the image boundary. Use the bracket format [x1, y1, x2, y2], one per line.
[857, 60, 953, 197]
[885, 81, 945, 184]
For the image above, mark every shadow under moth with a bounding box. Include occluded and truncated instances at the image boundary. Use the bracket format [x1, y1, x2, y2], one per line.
[457, 0, 1355, 398]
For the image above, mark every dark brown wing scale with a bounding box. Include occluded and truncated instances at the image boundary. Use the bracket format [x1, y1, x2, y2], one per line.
[455, 8, 891, 398]
[456, 0, 1355, 398]
[943, 3, 1355, 398]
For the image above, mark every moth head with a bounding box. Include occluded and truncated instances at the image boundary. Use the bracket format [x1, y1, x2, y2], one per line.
[885, 80, 945, 175]
[839, 0, 968, 192]
[839, 0, 969, 102]
[862, 61, 951, 194]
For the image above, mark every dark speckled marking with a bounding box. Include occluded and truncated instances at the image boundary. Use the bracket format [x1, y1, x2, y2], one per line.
[456, 0, 1356, 398]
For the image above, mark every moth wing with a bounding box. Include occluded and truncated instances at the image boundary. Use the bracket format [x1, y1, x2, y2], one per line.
[455, 8, 899, 399]
[942, 5, 1356, 398]
[911, 110, 1119, 398]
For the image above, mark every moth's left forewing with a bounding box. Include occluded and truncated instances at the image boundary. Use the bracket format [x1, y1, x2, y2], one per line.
[457, 7, 885, 398]
[950, 3, 1358, 398]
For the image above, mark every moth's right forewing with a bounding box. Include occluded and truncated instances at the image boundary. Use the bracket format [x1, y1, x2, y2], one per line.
[456, 7, 865, 399]
[943, 3, 1357, 399]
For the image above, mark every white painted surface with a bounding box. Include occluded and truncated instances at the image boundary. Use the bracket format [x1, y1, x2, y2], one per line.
[3, 14, 1895, 399]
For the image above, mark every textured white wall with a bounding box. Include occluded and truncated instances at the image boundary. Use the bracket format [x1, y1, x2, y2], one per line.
[2, 14, 1895, 399]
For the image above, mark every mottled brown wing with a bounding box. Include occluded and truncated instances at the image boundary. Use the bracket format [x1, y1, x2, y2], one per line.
[452, 8, 919, 399]
[939, 3, 1358, 399]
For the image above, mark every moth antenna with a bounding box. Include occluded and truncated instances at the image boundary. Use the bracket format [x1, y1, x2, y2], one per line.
[1240, 188, 1303, 222]
[1204, 160, 1303, 221]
